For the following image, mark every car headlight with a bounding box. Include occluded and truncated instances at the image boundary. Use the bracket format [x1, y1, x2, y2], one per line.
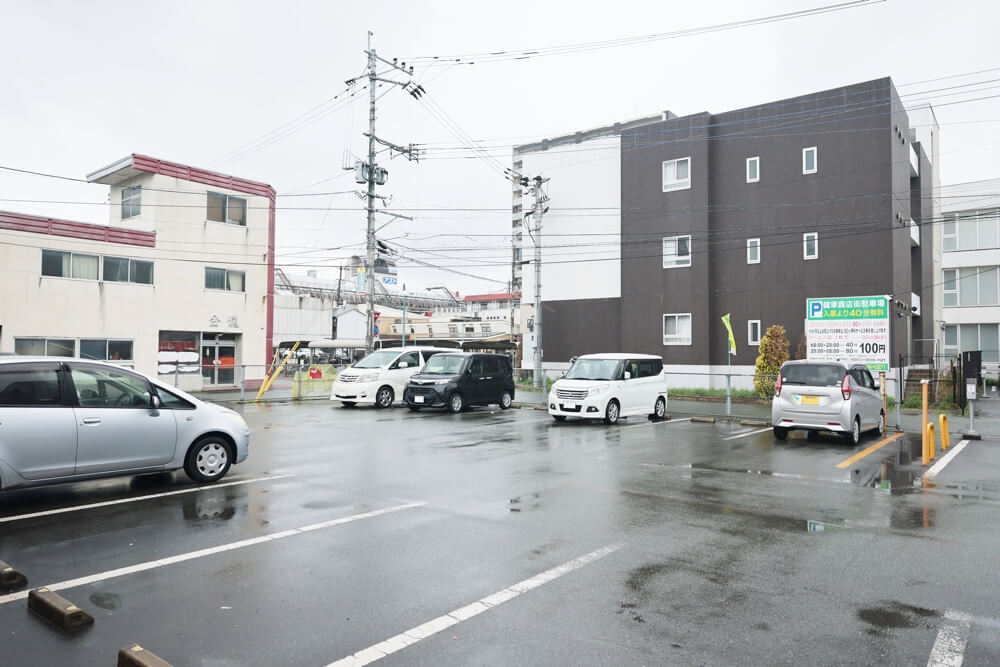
[434, 378, 451, 385]
[358, 373, 379, 383]
[587, 384, 609, 396]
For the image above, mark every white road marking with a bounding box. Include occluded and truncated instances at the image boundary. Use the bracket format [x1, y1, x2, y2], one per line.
[723, 426, 772, 441]
[945, 609, 1000, 630]
[0, 501, 424, 606]
[327, 542, 624, 667]
[924, 440, 970, 481]
[0, 474, 296, 524]
[927, 615, 970, 667]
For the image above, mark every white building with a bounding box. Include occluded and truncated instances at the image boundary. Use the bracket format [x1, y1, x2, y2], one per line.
[0, 154, 276, 389]
[941, 177, 1000, 365]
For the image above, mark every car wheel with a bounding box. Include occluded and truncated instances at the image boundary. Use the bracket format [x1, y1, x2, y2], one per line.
[876, 411, 885, 436]
[341, 402, 356, 408]
[552, 415, 567, 422]
[499, 390, 513, 410]
[603, 399, 620, 425]
[375, 386, 394, 409]
[184, 436, 233, 483]
[773, 426, 788, 441]
[843, 417, 861, 446]
[407, 405, 421, 412]
[650, 396, 666, 420]
[448, 393, 464, 414]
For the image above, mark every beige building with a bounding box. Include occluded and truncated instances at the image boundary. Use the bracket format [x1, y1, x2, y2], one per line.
[0, 154, 276, 390]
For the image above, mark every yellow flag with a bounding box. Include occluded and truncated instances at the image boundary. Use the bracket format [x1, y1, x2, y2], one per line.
[721, 313, 736, 355]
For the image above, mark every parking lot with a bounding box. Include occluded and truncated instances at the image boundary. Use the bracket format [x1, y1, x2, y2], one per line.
[2, 400, 1000, 666]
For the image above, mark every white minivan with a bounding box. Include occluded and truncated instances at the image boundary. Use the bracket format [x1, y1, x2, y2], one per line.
[331, 346, 452, 408]
[548, 353, 668, 424]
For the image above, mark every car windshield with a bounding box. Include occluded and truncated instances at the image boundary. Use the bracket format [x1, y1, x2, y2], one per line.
[353, 350, 400, 369]
[565, 358, 622, 381]
[422, 355, 466, 375]
[781, 363, 846, 386]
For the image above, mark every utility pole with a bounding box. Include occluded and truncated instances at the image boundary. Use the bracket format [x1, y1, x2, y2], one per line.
[401, 283, 407, 348]
[530, 175, 549, 389]
[335, 265, 344, 307]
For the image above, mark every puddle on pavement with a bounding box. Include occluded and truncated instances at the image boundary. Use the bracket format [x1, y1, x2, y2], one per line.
[857, 601, 938, 634]
[88, 592, 121, 610]
[851, 438, 922, 494]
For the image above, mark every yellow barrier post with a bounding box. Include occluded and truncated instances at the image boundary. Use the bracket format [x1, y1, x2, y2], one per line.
[939, 413, 950, 451]
[255, 342, 300, 401]
[920, 380, 929, 462]
[923, 422, 935, 465]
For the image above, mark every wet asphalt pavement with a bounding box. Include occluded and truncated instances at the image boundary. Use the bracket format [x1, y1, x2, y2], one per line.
[2, 401, 1000, 666]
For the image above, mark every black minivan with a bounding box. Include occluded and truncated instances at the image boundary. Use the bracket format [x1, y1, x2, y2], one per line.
[403, 353, 515, 413]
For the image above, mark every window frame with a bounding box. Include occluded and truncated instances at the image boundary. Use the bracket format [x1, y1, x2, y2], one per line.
[943, 215, 957, 252]
[747, 238, 760, 264]
[206, 191, 248, 227]
[121, 185, 141, 219]
[663, 313, 692, 346]
[662, 234, 692, 269]
[662, 157, 692, 193]
[204, 267, 246, 292]
[748, 320, 761, 346]
[803, 232, 819, 260]
[943, 269, 958, 306]
[0, 362, 65, 407]
[746, 156, 760, 183]
[802, 146, 818, 175]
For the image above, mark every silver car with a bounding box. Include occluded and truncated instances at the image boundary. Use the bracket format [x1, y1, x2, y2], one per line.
[0, 357, 249, 491]
[771, 360, 885, 445]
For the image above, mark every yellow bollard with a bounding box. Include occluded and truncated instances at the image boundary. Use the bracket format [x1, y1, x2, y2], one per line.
[939, 413, 950, 451]
[921, 380, 929, 461]
[923, 422, 935, 465]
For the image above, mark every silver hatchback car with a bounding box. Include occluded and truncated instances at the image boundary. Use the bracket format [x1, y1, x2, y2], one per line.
[771, 360, 885, 445]
[0, 357, 250, 491]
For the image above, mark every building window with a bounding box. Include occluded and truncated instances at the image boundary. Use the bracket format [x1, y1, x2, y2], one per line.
[746, 156, 760, 183]
[205, 267, 246, 292]
[802, 147, 817, 174]
[943, 209, 1000, 252]
[747, 238, 760, 264]
[943, 269, 958, 306]
[662, 157, 691, 192]
[748, 320, 761, 346]
[121, 186, 141, 219]
[662, 235, 692, 268]
[663, 313, 692, 346]
[103, 256, 154, 285]
[944, 266, 1000, 307]
[944, 323, 1000, 363]
[41, 250, 99, 280]
[207, 192, 248, 226]
[803, 233, 818, 260]
[482, 324, 491, 333]
[158, 331, 200, 375]
[448, 324, 458, 334]
[14, 338, 75, 357]
[80, 339, 134, 362]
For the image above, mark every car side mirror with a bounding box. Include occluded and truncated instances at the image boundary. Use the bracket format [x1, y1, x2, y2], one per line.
[624, 371, 632, 380]
[873, 382, 880, 391]
[151, 394, 162, 410]
[398, 362, 409, 368]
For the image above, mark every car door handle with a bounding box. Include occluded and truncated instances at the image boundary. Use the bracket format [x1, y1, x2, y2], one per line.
[485, 376, 493, 380]
[82, 418, 102, 425]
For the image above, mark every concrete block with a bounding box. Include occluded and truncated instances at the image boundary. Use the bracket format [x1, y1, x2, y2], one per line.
[0, 560, 28, 592]
[690, 416, 716, 423]
[117, 644, 173, 667]
[740, 419, 767, 427]
[27, 588, 94, 632]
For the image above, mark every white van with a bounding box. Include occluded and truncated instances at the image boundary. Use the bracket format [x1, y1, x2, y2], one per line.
[331, 346, 452, 408]
[548, 353, 668, 424]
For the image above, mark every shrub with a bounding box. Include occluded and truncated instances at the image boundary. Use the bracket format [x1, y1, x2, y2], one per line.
[754, 324, 790, 399]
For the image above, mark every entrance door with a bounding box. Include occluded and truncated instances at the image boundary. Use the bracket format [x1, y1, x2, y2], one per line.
[201, 335, 238, 386]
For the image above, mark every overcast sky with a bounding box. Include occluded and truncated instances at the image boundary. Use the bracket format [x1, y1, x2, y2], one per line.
[2, 0, 998, 295]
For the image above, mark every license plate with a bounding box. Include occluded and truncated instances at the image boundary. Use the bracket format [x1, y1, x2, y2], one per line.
[799, 395, 820, 405]
[562, 402, 577, 409]
[414, 395, 424, 404]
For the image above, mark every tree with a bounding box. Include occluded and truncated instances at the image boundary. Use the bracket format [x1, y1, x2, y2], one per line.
[754, 325, 790, 398]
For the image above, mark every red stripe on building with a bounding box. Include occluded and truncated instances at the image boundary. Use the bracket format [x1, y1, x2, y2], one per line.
[0, 210, 156, 247]
[131, 154, 275, 198]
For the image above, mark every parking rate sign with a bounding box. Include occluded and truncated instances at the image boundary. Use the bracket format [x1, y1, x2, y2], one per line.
[805, 295, 890, 372]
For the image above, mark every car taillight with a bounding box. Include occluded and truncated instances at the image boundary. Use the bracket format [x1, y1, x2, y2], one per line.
[841, 374, 852, 401]
[774, 374, 783, 397]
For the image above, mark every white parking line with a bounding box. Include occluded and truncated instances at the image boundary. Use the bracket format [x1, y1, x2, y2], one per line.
[927, 615, 970, 667]
[0, 501, 424, 606]
[924, 440, 970, 481]
[327, 542, 623, 667]
[0, 474, 295, 524]
[723, 426, 772, 441]
[945, 609, 1000, 630]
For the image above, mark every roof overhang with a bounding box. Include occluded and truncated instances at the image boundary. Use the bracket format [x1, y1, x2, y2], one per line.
[86, 156, 143, 185]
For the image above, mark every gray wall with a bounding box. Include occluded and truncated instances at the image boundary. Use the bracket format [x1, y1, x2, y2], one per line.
[540, 297, 621, 362]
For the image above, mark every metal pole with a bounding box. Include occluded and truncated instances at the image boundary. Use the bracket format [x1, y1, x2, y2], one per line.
[365, 33, 377, 355]
[726, 346, 732, 419]
[532, 177, 545, 389]
[240, 365, 245, 403]
[401, 284, 407, 347]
